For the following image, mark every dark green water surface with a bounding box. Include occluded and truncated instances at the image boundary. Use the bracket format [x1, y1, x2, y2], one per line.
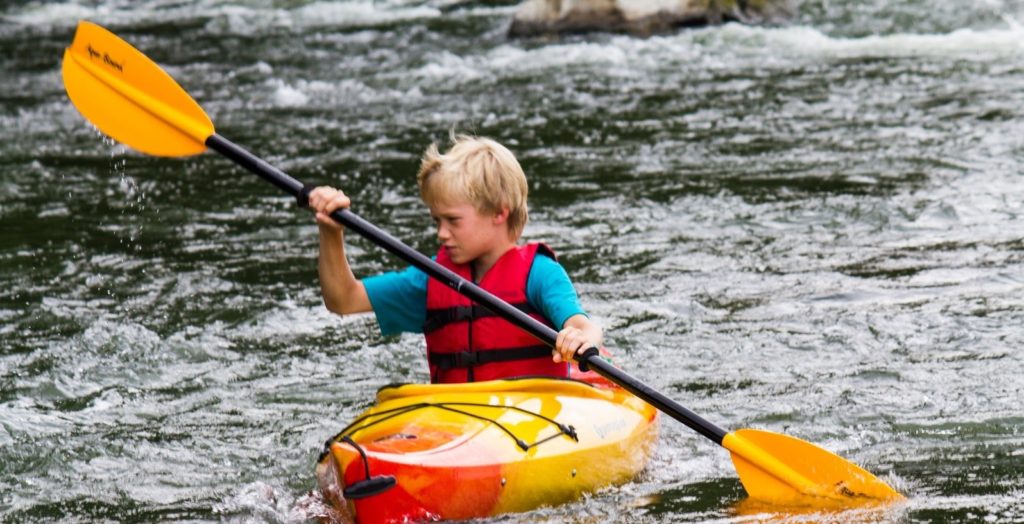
[2, 1, 1023, 522]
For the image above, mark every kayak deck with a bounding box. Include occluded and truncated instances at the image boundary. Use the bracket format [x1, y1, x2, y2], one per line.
[316, 375, 659, 522]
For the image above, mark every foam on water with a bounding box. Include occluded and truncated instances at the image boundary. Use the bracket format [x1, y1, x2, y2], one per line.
[1, 1, 107, 28]
[214, 481, 302, 523]
[761, 22, 1024, 59]
[291, 0, 440, 28]
[398, 19, 1024, 97]
[263, 77, 423, 109]
[271, 81, 310, 108]
[3, 0, 441, 32]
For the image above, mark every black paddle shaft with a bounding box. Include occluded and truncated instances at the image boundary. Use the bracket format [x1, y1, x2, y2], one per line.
[206, 133, 730, 445]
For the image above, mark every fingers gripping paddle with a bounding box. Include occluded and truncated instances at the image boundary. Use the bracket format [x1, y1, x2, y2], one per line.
[62, 20, 904, 507]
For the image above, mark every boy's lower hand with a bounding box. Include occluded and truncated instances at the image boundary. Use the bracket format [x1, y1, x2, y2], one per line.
[553, 326, 594, 364]
[308, 186, 351, 233]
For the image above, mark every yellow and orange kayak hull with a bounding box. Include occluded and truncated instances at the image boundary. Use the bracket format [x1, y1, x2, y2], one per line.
[316, 375, 658, 522]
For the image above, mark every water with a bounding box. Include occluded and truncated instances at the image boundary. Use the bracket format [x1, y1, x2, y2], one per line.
[2, 0, 1023, 521]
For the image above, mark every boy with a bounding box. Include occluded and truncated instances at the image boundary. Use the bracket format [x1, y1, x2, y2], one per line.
[308, 135, 601, 383]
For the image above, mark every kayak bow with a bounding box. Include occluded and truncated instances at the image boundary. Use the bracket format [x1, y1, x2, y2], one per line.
[316, 375, 658, 522]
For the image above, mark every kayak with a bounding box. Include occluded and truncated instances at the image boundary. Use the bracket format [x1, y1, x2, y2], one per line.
[316, 373, 659, 522]
[315, 372, 659, 522]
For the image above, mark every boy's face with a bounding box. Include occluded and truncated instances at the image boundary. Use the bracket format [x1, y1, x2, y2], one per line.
[429, 199, 509, 266]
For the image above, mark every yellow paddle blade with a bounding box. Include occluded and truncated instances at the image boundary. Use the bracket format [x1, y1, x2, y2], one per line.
[62, 20, 213, 157]
[723, 429, 903, 506]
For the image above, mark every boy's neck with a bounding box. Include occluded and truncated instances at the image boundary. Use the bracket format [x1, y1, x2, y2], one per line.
[471, 241, 517, 281]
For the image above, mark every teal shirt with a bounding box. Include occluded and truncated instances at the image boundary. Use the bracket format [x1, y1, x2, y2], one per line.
[363, 254, 586, 336]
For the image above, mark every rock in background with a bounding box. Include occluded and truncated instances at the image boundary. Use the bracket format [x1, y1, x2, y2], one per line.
[508, 0, 795, 37]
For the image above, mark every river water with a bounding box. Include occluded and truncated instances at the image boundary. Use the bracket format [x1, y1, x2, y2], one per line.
[2, 0, 1022, 522]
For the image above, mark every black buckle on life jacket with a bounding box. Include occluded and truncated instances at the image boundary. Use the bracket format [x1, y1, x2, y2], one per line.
[454, 351, 478, 367]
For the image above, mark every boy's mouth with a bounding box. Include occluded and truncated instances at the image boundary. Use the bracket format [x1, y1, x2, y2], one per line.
[443, 245, 464, 261]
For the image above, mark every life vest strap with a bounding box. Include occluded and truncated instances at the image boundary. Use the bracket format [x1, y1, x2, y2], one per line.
[428, 345, 552, 370]
[423, 302, 538, 334]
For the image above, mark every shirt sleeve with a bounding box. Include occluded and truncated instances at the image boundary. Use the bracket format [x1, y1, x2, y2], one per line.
[362, 265, 429, 336]
[526, 254, 588, 329]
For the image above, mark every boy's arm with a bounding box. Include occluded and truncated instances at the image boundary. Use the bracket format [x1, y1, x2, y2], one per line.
[318, 224, 372, 315]
[310, 186, 372, 315]
[526, 255, 603, 364]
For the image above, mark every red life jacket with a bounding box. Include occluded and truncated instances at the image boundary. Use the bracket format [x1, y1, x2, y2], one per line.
[424, 243, 569, 383]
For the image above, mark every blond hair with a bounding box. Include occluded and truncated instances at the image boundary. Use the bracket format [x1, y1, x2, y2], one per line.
[417, 135, 529, 240]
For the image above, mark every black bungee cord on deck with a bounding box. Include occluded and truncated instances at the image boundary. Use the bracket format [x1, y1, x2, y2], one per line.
[320, 400, 580, 499]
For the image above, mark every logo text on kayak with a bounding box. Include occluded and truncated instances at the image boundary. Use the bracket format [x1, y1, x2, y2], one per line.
[593, 418, 627, 439]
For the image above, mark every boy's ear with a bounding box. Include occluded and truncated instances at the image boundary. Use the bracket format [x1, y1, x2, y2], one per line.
[493, 207, 510, 225]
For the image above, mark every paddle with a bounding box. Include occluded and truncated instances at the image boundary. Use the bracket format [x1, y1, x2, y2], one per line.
[62, 20, 904, 506]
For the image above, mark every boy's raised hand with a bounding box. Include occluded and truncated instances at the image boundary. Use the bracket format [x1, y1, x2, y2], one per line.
[308, 186, 351, 233]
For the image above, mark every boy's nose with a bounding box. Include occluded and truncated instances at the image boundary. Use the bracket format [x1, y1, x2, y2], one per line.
[436, 225, 450, 241]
